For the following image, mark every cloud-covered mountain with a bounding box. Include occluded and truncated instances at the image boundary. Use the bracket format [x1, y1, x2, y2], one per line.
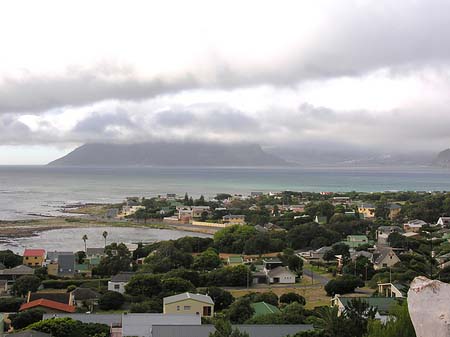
[48, 142, 290, 167]
[433, 149, 450, 168]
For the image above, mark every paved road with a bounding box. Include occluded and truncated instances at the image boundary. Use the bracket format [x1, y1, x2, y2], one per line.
[302, 267, 331, 286]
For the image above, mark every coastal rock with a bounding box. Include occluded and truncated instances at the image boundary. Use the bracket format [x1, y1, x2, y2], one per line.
[408, 276, 450, 337]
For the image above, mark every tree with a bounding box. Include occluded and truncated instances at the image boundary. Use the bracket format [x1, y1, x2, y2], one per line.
[12, 275, 41, 297]
[323, 243, 350, 262]
[245, 292, 278, 306]
[0, 297, 23, 312]
[202, 287, 234, 311]
[344, 298, 377, 337]
[82, 234, 88, 252]
[227, 297, 254, 324]
[324, 275, 364, 296]
[98, 291, 125, 310]
[27, 317, 110, 337]
[75, 250, 86, 264]
[209, 319, 250, 337]
[125, 274, 162, 297]
[93, 243, 133, 276]
[102, 231, 108, 247]
[193, 248, 222, 271]
[10, 309, 44, 329]
[160, 277, 196, 297]
[130, 299, 163, 313]
[0, 250, 22, 268]
[280, 292, 306, 305]
[366, 302, 416, 337]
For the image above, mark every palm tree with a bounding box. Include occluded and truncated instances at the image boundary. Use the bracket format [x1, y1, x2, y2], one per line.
[82, 234, 88, 252]
[102, 231, 108, 247]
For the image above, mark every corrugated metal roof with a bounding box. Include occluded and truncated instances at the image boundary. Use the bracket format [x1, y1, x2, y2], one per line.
[43, 313, 122, 326]
[122, 314, 201, 337]
[163, 292, 214, 305]
[152, 324, 314, 337]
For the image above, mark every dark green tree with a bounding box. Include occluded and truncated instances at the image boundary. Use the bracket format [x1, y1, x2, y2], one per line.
[98, 291, 125, 310]
[10, 309, 44, 330]
[12, 275, 41, 297]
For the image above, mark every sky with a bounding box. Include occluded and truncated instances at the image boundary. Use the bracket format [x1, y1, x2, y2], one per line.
[2, 0, 450, 164]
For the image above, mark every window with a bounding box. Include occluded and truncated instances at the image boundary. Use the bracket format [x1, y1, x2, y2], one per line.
[183, 306, 191, 310]
[203, 306, 212, 316]
[114, 284, 120, 290]
[176, 306, 180, 311]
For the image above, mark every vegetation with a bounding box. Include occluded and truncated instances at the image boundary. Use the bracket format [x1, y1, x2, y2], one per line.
[27, 317, 110, 337]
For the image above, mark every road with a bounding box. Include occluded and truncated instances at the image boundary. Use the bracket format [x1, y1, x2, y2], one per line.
[302, 267, 331, 286]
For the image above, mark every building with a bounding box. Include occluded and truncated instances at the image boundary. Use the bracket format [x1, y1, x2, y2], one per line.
[403, 219, 427, 233]
[298, 246, 332, 262]
[108, 272, 135, 294]
[222, 214, 246, 225]
[227, 256, 244, 266]
[314, 215, 327, 225]
[436, 217, 450, 227]
[23, 249, 46, 267]
[376, 226, 404, 245]
[19, 299, 76, 313]
[358, 203, 376, 219]
[178, 207, 193, 222]
[151, 324, 314, 337]
[50, 253, 75, 278]
[378, 282, 408, 298]
[387, 203, 402, 220]
[86, 248, 105, 258]
[250, 302, 281, 317]
[0, 265, 35, 284]
[28, 291, 73, 305]
[372, 247, 400, 270]
[6, 330, 52, 337]
[343, 235, 369, 249]
[267, 266, 296, 284]
[332, 197, 352, 206]
[332, 296, 399, 323]
[191, 206, 211, 218]
[163, 292, 214, 317]
[72, 288, 100, 310]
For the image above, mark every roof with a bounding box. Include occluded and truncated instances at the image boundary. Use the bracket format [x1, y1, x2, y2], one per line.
[6, 330, 52, 337]
[152, 324, 314, 337]
[250, 302, 281, 316]
[0, 265, 35, 276]
[110, 272, 135, 283]
[267, 266, 296, 278]
[72, 288, 100, 300]
[122, 314, 201, 337]
[338, 297, 399, 315]
[228, 256, 243, 263]
[373, 247, 398, 265]
[23, 249, 46, 257]
[20, 299, 76, 313]
[359, 203, 375, 209]
[29, 292, 71, 305]
[43, 313, 122, 326]
[46, 251, 72, 261]
[377, 226, 403, 233]
[163, 292, 214, 305]
[262, 257, 282, 264]
[388, 203, 402, 210]
[86, 248, 105, 256]
[58, 254, 75, 274]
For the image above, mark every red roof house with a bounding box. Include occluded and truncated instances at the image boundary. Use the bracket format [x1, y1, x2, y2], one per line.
[20, 298, 76, 313]
[23, 249, 46, 267]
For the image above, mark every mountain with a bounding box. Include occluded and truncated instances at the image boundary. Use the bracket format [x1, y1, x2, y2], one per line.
[48, 142, 290, 167]
[433, 149, 450, 168]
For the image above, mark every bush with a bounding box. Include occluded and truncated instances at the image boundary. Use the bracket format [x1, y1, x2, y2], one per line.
[244, 292, 279, 306]
[201, 287, 234, 311]
[129, 299, 162, 313]
[12, 275, 41, 297]
[325, 275, 364, 296]
[10, 309, 44, 330]
[98, 291, 125, 310]
[280, 292, 306, 305]
[27, 317, 109, 337]
[41, 279, 109, 289]
[0, 297, 24, 312]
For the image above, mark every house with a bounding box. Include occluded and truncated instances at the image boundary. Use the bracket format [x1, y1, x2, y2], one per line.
[350, 250, 373, 262]
[250, 301, 281, 317]
[387, 203, 402, 220]
[47, 253, 75, 278]
[263, 223, 285, 232]
[178, 207, 193, 222]
[28, 291, 73, 305]
[163, 292, 214, 317]
[6, 330, 52, 337]
[23, 249, 46, 267]
[378, 282, 408, 298]
[222, 214, 246, 225]
[403, 219, 427, 233]
[436, 217, 450, 227]
[372, 247, 400, 270]
[191, 206, 211, 218]
[72, 288, 100, 310]
[262, 257, 283, 271]
[358, 203, 376, 219]
[151, 324, 314, 337]
[118, 205, 145, 219]
[108, 272, 135, 294]
[289, 204, 306, 213]
[314, 215, 327, 225]
[376, 226, 404, 245]
[343, 235, 369, 249]
[227, 256, 244, 266]
[20, 299, 76, 313]
[332, 296, 399, 323]
[75, 263, 92, 278]
[0, 265, 34, 283]
[86, 248, 105, 258]
[298, 246, 332, 262]
[267, 266, 296, 284]
[332, 197, 352, 206]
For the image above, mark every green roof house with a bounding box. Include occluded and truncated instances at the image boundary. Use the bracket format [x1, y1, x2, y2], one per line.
[250, 301, 281, 317]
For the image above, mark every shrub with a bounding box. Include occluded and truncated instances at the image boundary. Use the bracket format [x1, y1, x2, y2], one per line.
[10, 309, 44, 330]
[324, 275, 364, 296]
[280, 292, 306, 305]
[98, 291, 125, 310]
[0, 297, 24, 312]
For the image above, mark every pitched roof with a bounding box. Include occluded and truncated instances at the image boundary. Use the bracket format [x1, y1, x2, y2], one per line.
[6, 330, 52, 337]
[228, 256, 243, 263]
[267, 266, 296, 278]
[0, 265, 35, 276]
[338, 297, 399, 315]
[111, 272, 135, 282]
[373, 247, 398, 265]
[43, 313, 122, 326]
[163, 292, 214, 305]
[86, 248, 105, 256]
[250, 302, 281, 316]
[46, 251, 73, 261]
[72, 288, 100, 300]
[20, 299, 76, 313]
[23, 249, 46, 257]
[29, 292, 71, 305]
[122, 314, 201, 337]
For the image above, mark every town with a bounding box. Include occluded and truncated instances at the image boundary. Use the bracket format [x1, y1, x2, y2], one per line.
[1, 190, 450, 337]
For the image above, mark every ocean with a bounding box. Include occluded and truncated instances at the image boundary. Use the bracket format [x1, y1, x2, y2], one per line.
[2, 165, 450, 220]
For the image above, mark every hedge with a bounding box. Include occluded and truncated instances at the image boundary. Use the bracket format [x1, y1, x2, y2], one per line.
[41, 278, 109, 289]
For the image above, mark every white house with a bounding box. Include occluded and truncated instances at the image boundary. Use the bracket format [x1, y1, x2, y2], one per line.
[108, 272, 135, 294]
[267, 266, 296, 284]
[436, 217, 450, 227]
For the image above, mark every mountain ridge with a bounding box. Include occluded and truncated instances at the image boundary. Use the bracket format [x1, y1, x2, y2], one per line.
[48, 142, 291, 167]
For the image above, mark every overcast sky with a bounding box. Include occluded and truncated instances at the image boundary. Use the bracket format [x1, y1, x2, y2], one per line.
[2, 0, 450, 164]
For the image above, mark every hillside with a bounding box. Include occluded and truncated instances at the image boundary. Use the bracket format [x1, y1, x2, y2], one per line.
[433, 149, 450, 168]
[47, 142, 290, 167]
